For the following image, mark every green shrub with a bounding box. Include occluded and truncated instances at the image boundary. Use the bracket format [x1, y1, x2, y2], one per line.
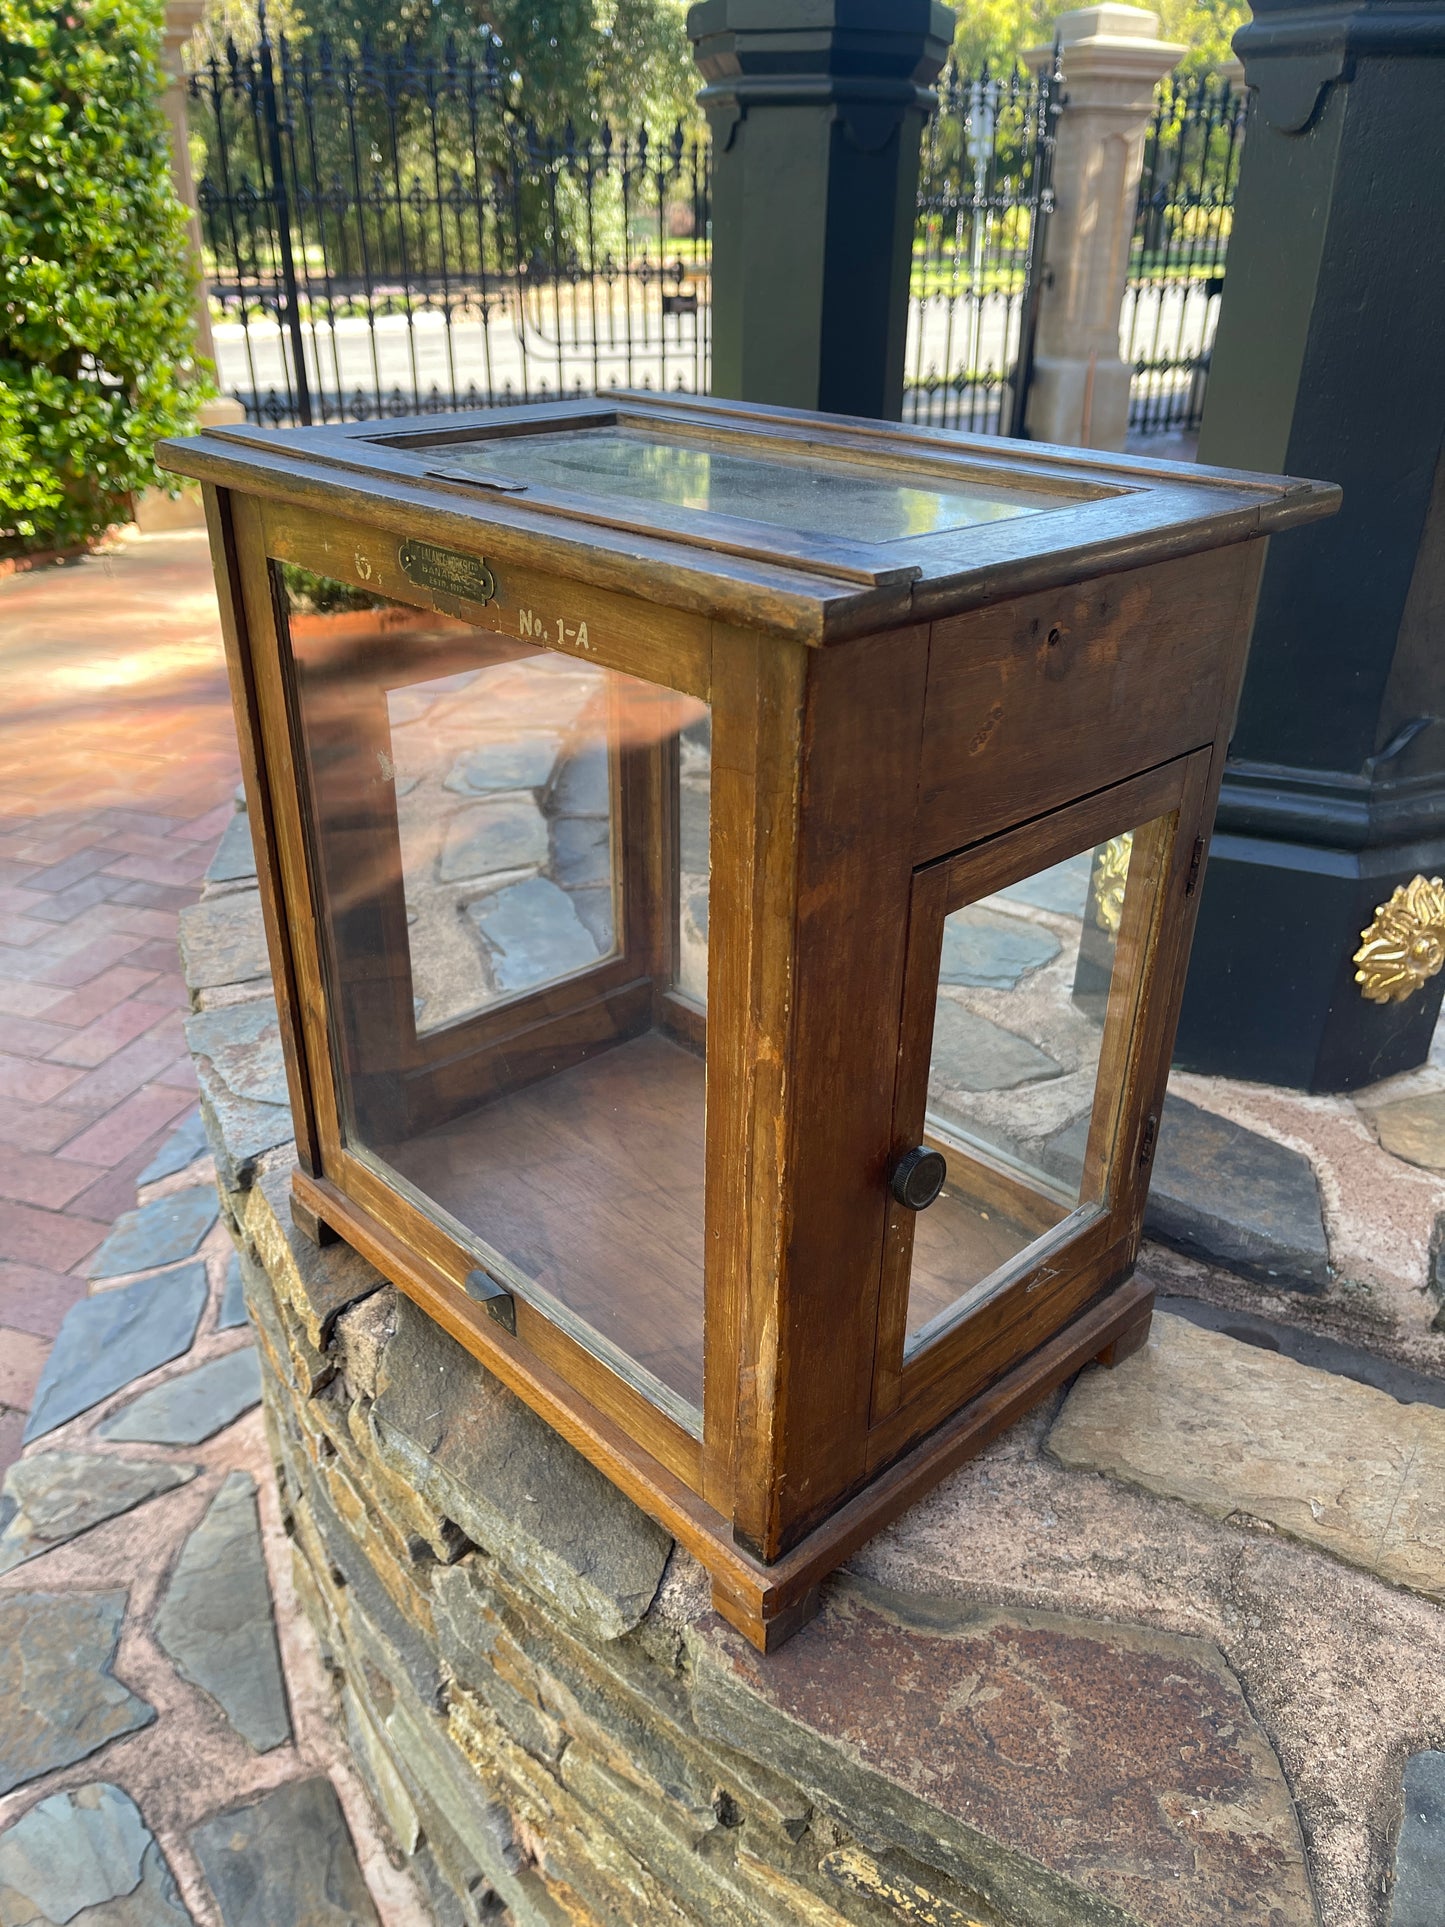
[0, 0, 207, 554]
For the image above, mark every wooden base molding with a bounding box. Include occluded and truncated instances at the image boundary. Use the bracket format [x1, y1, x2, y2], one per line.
[293, 1165, 1150, 1650]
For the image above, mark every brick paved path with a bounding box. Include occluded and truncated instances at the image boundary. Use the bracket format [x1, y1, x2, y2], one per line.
[0, 530, 238, 1473]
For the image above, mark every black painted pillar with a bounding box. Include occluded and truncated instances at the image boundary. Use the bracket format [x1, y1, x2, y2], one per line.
[687, 0, 953, 420]
[1175, 0, 1445, 1092]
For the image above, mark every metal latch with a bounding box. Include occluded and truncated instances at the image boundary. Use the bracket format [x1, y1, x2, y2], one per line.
[427, 465, 529, 494]
[464, 1268, 517, 1333]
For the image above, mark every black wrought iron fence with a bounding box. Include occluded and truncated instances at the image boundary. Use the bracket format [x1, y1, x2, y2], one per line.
[190, 28, 710, 424]
[905, 52, 1060, 436]
[190, 27, 1058, 433]
[1123, 73, 1247, 436]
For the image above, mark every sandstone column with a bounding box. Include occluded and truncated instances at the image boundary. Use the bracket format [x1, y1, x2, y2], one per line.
[139, 0, 242, 529]
[1024, 4, 1183, 450]
[160, 0, 216, 367]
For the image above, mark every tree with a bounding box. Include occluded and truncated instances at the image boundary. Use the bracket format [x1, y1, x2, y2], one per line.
[1, 0, 205, 554]
[1154, 0, 1248, 76]
[948, 0, 1051, 72]
[945, 0, 1247, 76]
[248, 0, 701, 133]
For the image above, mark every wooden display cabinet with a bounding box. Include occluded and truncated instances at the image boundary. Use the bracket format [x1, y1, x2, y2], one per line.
[162, 394, 1336, 1649]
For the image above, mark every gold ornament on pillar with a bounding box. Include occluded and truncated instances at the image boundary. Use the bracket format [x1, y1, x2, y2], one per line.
[1353, 875, 1445, 1005]
[1092, 832, 1135, 936]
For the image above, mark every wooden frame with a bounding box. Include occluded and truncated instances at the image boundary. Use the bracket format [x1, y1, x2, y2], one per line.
[870, 754, 1210, 1441]
[169, 396, 1338, 1650]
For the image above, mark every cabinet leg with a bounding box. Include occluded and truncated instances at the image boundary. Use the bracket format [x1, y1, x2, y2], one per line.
[291, 1194, 339, 1247]
[710, 1579, 821, 1653]
[1096, 1305, 1153, 1369]
[757, 1585, 822, 1652]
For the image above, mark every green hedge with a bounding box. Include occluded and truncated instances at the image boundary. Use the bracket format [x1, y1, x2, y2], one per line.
[1, 0, 206, 555]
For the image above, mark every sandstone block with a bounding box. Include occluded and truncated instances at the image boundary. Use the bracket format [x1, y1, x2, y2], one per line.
[1049, 1312, 1445, 1602]
[689, 1575, 1315, 1927]
[178, 890, 269, 991]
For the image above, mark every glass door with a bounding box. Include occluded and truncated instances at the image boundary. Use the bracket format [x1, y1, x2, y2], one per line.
[873, 758, 1207, 1427]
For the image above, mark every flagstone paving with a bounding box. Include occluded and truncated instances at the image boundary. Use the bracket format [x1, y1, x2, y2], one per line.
[190, 1779, 380, 1927]
[86, 1190, 220, 1282]
[1394, 1752, 1445, 1927]
[0, 531, 239, 1476]
[0, 1781, 192, 1926]
[23, 1265, 209, 1444]
[153, 1472, 290, 1755]
[0, 1592, 155, 1795]
[1147, 1094, 1332, 1290]
[1050, 1312, 1445, 1600]
[98, 1349, 260, 1447]
[0, 1105, 432, 1925]
[0, 530, 428, 1925]
[0, 1453, 197, 1576]
[136, 1113, 211, 1188]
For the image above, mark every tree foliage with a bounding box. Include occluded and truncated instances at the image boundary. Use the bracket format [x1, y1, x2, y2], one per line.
[235, 0, 701, 132]
[946, 0, 1247, 76]
[1154, 0, 1249, 76]
[1, 0, 205, 554]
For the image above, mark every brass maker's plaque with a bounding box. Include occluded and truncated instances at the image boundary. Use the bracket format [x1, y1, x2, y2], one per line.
[398, 538, 495, 604]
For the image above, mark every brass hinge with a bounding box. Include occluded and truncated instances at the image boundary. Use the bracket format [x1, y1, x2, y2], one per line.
[1138, 1112, 1159, 1171]
[1184, 836, 1206, 898]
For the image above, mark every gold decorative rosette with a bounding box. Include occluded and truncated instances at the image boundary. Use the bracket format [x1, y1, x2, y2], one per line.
[1353, 875, 1445, 1005]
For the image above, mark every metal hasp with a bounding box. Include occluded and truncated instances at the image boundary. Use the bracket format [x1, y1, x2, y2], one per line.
[687, 0, 954, 420]
[1176, 0, 1445, 1091]
[464, 1268, 516, 1334]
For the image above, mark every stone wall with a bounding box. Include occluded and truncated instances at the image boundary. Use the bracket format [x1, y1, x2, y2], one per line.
[188, 802, 1445, 1927]
[220, 1157, 1317, 1927]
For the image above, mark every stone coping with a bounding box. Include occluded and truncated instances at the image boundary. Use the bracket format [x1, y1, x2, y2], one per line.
[162, 801, 1445, 1924]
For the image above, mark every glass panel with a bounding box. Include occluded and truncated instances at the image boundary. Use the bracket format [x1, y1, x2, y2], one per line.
[677, 708, 710, 1005]
[904, 822, 1158, 1353]
[385, 656, 619, 1035]
[280, 567, 708, 1427]
[432, 426, 1072, 544]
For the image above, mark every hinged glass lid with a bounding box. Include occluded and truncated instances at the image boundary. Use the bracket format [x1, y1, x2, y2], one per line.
[425, 426, 1061, 545]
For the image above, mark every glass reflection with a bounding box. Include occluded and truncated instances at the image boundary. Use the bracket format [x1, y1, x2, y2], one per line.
[439, 426, 1057, 544]
[905, 825, 1156, 1351]
[676, 710, 710, 1005]
[385, 656, 619, 1034]
[281, 568, 710, 1425]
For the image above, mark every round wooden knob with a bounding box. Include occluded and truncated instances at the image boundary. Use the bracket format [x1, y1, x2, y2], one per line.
[890, 1146, 947, 1211]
